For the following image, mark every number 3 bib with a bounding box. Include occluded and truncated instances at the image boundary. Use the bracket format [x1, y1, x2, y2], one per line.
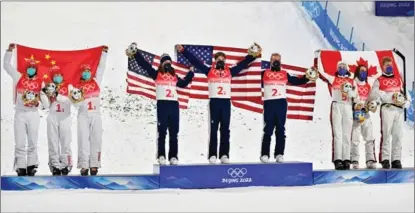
[207, 67, 232, 99]
[155, 72, 178, 101]
[263, 70, 288, 100]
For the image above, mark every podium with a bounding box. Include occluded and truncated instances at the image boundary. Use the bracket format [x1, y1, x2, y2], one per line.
[154, 161, 313, 189]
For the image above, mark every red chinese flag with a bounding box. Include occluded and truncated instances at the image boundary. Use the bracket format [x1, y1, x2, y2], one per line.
[15, 44, 104, 85]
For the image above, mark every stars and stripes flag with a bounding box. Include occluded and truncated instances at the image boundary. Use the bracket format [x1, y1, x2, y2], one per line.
[176, 44, 262, 101]
[126, 49, 192, 109]
[176, 44, 316, 121]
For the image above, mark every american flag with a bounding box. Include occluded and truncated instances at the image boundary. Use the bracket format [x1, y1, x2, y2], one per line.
[176, 45, 262, 101]
[175, 44, 316, 121]
[126, 49, 192, 109]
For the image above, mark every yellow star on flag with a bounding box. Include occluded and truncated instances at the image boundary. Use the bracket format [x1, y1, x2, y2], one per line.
[45, 54, 51, 60]
[24, 54, 40, 64]
[50, 60, 56, 65]
[43, 74, 49, 79]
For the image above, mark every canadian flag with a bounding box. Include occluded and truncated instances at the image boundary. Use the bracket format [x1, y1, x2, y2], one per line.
[317, 50, 403, 83]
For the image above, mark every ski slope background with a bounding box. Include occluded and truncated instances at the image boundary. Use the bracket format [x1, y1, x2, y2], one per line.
[1, 2, 414, 212]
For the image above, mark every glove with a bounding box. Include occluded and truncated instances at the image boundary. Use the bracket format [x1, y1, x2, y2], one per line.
[125, 42, 138, 57]
[392, 92, 406, 107]
[367, 101, 379, 113]
[354, 102, 365, 111]
[348, 87, 357, 99]
[247, 42, 262, 58]
[314, 50, 320, 58]
[305, 67, 319, 82]
[403, 100, 411, 109]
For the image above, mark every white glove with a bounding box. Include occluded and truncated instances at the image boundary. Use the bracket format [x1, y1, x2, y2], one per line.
[403, 100, 411, 109]
[348, 88, 357, 99]
[367, 100, 379, 113]
[314, 50, 321, 58]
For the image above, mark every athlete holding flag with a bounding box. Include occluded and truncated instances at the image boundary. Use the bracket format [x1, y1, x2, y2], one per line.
[260, 53, 318, 163]
[68, 46, 108, 176]
[176, 43, 262, 164]
[369, 56, 410, 169]
[126, 42, 194, 165]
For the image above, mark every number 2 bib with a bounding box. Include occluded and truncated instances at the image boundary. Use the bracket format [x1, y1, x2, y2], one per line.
[263, 70, 288, 100]
[155, 72, 178, 101]
[207, 67, 231, 99]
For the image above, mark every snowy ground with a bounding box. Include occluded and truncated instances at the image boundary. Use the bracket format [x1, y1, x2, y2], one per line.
[1, 2, 414, 212]
[2, 183, 414, 212]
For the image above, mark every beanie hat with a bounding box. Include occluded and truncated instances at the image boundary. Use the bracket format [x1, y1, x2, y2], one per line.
[160, 53, 172, 65]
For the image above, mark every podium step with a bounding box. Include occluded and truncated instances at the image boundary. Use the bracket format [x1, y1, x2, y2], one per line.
[154, 161, 313, 189]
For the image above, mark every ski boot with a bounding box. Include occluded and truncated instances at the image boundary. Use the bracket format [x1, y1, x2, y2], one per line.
[61, 167, 69, 176]
[391, 160, 402, 169]
[80, 168, 89, 176]
[366, 160, 376, 169]
[52, 167, 61, 176]
[351, 161, 359, 169]
[220, 155, 230, 164]
[334, 160, 344, 170]
[27, 165, 37, 176]
[343, 160, 351, 170]
[90, 167, 98, 176]
[16, 168, 27, 176]
[381, 160, 390, 169]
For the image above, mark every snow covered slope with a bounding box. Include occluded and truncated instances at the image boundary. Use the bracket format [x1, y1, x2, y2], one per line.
[2, 183, 414, 212]
[1, 2, 413, 176]
[332, 2, 414, 88]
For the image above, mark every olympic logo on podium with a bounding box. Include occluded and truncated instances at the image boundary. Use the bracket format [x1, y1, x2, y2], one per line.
[227, 168, 248, 178]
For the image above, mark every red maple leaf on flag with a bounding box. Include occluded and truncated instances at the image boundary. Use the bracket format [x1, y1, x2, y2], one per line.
[348, 57, 379, 77]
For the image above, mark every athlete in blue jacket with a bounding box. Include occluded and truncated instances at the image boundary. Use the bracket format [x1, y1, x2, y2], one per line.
[260, 53, 318, 163]
[176, 44, 262, 164]
[126, 43, 194, 165]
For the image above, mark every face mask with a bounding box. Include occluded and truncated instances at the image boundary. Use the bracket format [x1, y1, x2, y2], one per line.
[27, 67, 36, 76]
[215, 60, 225, 70]
[163, 63, 173, 72]
[337, 67, 347, 76]
[385, 66, 393, 75]
[271, 60, 281, 71]
[82, 71, 91, 80]
[357, 70, 368, 81]
[53, 75, 63, 84]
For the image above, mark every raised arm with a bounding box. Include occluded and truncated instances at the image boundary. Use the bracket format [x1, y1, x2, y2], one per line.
[176, 70, 195, 88]
[133, 51, 158, 80]
[287, 73, 309, 86]
[3, 44, 21, 82]
[230, 55, 256, 77]
[177, 46, 210, 75]
[368, 79, 386, 103]
[95, 47, 108, 85]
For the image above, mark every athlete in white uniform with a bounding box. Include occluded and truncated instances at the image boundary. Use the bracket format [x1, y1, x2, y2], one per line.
[41, 65, 73, 175]
[3, 43, 48, 176]
[350, 65, 377, 169]
[68, 46, 108, 176]
[319, 59, 359, 170]
[369, 56, 410, 169]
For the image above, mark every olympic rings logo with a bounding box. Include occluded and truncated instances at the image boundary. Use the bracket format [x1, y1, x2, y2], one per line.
[266, 72, 284, 80]
[382, 79, 399, 87]
[227, 168, 247, 178]
[213, 69, 228, 77]
[161, 73, 176, 81]
[22, 79, 38, 90]
[358, 87, 369, 95]
[335, 78, 347, 85]
[59, 87, 67, 95]
[82, 84, 96, 93]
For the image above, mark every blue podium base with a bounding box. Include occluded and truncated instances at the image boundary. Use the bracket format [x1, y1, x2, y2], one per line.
[1, 164, 412, 191]
[313, 168, 414, 185]
[155, 161, 313, 189]
[1, 175, 159, 191]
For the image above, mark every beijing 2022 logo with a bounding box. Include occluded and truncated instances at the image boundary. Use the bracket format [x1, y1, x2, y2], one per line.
[222, 168, 252, 184]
